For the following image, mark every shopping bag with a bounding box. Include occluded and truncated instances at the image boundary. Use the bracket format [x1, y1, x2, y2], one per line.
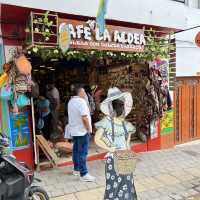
[64, 124, 72, 139]
[37, 118, 44, 129]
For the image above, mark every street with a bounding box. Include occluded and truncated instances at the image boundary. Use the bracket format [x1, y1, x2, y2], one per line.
[35, 141, 200, 200]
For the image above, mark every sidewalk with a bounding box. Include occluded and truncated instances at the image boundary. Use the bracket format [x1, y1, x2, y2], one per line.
[35, 142, 200, 200]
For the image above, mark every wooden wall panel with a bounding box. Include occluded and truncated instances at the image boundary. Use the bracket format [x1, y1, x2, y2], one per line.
[175, 77, 200, 145]
[181, 85, 190, 142]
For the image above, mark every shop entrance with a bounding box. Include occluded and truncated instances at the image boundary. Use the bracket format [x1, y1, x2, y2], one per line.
[30, 55, 151, 167]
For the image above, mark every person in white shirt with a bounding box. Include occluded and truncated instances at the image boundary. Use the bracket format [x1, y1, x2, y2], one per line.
[68, 85, 96, 182]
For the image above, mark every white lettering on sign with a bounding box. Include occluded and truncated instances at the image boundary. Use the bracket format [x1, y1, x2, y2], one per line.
[66, 23, 146, 45]
[60, 21, 146, 52]
[114, 31, 122, 43]
[84, 27, 92, 41]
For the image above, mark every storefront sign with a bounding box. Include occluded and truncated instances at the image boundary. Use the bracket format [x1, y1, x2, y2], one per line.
[195, 32, 200, 48]
[59, 23, 71, 53]
[59, 19, 145, 52]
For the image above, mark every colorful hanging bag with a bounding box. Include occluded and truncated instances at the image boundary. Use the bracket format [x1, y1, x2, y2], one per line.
[0, 73, 9, 88]
[0, 84, 12, 100]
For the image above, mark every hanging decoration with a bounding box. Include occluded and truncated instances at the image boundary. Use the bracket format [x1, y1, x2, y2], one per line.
[0, 48, 33, 111]
[26, 11, 58, 46]
[96, 0, 109, 35]
[59, 23, 71, 53]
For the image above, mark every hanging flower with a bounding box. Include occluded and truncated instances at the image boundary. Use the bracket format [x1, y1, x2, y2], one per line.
[34, 28, 39, 33]
[25, 28, 30, 33]
[45, 28, 50, 33]
[33, 19, 38, 23]
[54, 49, 59, 54]
[38, 18, 43, 23]
[27, 51, 31, 55]
[67, 51, 74, 55]
[45, 37, 50, 41]
[90, 51, 95, 55]
[32, 47, 38, 53]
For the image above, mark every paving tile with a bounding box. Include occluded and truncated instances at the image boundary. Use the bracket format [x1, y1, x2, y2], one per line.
[51, 194, 77, 200]
[155, 174, 180, 185]
[39, 143, 200, 199]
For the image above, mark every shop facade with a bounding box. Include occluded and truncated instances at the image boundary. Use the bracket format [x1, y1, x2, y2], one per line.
[0, 4, 177, 169]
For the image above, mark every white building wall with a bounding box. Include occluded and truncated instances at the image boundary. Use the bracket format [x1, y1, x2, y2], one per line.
[0, 0, 190, 29]
[176, 7, 200, 76]
[1, 0, 200, 76]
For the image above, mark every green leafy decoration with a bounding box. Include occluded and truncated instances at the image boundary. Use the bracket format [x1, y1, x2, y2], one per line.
[26, 30, 174, 63]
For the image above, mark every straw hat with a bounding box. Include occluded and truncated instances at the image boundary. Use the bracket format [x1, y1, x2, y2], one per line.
[100, 87, 133, 117]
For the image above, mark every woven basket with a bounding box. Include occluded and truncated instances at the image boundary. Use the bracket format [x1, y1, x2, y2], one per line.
[114, 150, 137, 175]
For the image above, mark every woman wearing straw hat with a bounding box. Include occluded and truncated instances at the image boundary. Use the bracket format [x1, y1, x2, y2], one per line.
[95, 87, 137, 200]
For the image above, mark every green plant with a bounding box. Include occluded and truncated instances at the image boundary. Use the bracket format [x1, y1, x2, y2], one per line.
[26, 30, 174, 62]
[32, 11, 55, 42]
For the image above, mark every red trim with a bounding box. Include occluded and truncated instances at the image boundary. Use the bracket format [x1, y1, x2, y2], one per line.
[132, 142, 148, 152]
[1, 4, 181, 46]
[147, 120, 161, 151]
[13, 147, 34, 170]
[40, 142, 148, 170]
